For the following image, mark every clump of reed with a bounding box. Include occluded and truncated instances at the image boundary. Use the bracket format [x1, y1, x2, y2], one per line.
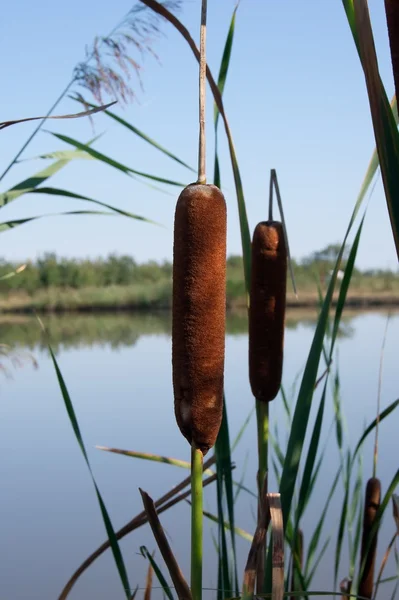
[44, 1, 399, 599]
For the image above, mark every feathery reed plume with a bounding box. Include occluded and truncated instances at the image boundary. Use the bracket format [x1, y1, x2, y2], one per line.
[74, 1, 181, 104]
[384, 1, 399, 104]
[358, 477, 381, 598]
[249, 220, 287, 403]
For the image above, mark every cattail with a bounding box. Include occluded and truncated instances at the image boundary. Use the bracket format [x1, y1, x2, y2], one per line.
[358, 477, 381, 599]
[384, 1, 399, 104]
[172, 182, 227, 455]
[249, 220, 287, 402]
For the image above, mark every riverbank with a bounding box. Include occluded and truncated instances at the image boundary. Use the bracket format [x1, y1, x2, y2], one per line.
[0, 285, 398, 313]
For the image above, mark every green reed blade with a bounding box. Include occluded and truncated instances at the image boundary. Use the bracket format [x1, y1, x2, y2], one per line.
[213, 3, 238, 190]
[304, 467, 341, 580]
[305, 537, 331, 590]
[0, 210, 118, 234]
[38, 318, 132, 599]
[334, 449, 352, 587]
[342, 0, 399, 258]
[140, 546, 175, 600]
[215, 399, 238, 597]
[71, 99, 195, 173]
[47, 131, 186, 187]
[0, 135, 103, 209]
[27, 186, 158, 224]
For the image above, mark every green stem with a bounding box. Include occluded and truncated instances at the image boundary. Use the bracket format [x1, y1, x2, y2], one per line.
[256, 399, 269, 497]
[191, 445, 203, 600]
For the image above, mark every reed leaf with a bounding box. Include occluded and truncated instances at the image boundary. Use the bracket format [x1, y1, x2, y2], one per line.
[96, 446, 214, 475]
[72, 98, 195, 172]
[27, 187, 157, 224]
[48, 131, 186, 187]
[343, 0, 399, 258]
[213, 3, 238, 189]
[0, 210, 119, 234]
[304, 467, 341, 580]
[334, 450, 352, 587]
[352, 398, 399, 464]
[140, 546, 175, 600]
[0, 101, 116, 130]
[38, 318, 132, 599]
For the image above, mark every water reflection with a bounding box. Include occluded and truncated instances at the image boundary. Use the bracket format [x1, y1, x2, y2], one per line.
[0, 307, 386, 351]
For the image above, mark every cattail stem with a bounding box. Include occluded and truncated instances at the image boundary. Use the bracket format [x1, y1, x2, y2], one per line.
[256, 400, 269, 497]
[268, 172, 273, 221]
[197, 0, 207, 184]
[256, 399, 269, 595]
[191, 445, 203, 600]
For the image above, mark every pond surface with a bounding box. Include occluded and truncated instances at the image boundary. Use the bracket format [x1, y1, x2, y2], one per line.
[0, 310, 398, 599]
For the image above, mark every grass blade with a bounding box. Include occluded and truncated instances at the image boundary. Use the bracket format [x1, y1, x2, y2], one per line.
[38, 318, 132, 599]
[0, 160, 69, 207]
[48, 131, 186, 187]
[199, 507, 253, 543]
[352, 399, 399, 463]
[0, 101, 116, 130]
[0, 210, 119, 234]
[28, 186, 158, 224]
[140, 489, 192, 600]
[304, 467, 341, 580]
[215, 400, 239, 597]
[96, 446, 214, 474]
[140, 546, 175, 600]
[347, 0, 399, 257]
[73, 98, 195, 172]
[213, 3, 238, 189]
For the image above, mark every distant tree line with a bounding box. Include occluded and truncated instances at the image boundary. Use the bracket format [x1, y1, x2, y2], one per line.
[0, 246, 397, 294]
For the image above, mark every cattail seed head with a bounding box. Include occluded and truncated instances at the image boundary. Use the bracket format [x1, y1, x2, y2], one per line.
[172, 183, 227, 454]
[249, 221, 287, 402]
[359, 477, 381, 599]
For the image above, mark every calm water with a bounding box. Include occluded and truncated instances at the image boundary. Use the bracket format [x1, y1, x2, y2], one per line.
[0, 310, 398, 599]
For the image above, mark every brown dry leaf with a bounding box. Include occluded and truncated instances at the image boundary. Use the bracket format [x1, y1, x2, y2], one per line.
[268, 493, 284, 600]
[0, 102, 116, 130]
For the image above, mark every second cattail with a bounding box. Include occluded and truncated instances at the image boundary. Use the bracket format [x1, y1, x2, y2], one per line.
[249, 220, 287, 402]
[358, 477, 381, 599]
[172, 182, 227, 455]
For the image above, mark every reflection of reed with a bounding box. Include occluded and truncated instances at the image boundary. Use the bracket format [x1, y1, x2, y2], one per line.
[0, 309, 395, 351]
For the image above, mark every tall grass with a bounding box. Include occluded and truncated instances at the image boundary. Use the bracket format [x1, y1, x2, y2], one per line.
[2, 1, 399, 599]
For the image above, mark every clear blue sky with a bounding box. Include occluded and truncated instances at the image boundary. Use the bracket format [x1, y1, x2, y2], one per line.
[0, 0, 397, 270]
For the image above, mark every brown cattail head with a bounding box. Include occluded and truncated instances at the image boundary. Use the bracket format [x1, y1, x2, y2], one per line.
[359, 477, 381, 599]
[384, 1, 399, 104]
[172, 183, 227, 455]
[249, 221, 287, 402]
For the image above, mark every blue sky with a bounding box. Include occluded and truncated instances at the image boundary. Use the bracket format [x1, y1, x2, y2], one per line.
[0, 0, 397, 270]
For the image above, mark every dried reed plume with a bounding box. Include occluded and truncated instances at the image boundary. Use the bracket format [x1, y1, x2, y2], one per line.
[74, 1, 181, 104]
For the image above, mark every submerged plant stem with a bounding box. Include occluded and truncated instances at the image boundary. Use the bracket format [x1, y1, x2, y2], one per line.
[191, 445, 203, 600]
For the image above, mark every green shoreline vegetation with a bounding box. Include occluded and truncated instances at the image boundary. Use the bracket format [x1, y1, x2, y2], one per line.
[1, 246, 399, 313]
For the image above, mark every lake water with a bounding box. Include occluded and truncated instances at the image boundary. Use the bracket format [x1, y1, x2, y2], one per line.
[0, 310, 398, 600]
